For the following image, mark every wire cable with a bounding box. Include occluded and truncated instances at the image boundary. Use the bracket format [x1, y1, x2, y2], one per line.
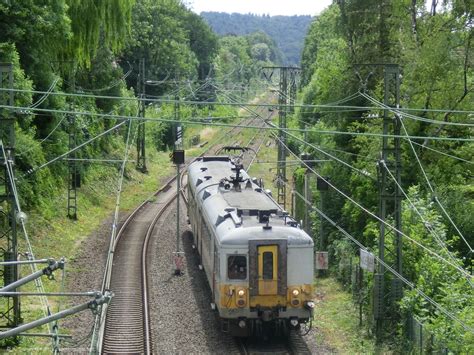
[192, 83, 473, 285]
[2, 87, 474, 115]
[2, 104, 474, 143]
[381, 161, 473, 287]
[22, 121, 127, 177]
[362, 93, 474, 127]
[410, 141, 473, 165]
[271, 133, 473, 280]
[362, 93, 473, 253]
[18, 116, 67, 157]
[287, 180, 474, 334]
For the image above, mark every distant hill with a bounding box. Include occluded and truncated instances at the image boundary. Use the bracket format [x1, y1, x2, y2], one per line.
[200, 12, 313, 65]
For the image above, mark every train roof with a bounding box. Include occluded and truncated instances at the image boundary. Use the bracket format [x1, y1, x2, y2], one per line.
[187, 156, 314, 247]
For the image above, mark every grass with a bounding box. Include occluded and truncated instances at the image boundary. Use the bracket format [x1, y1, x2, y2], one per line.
[313, 277, 389, 354]
[6, 113, 236, 352]
[4, 96, 384, 353]
[7, 148, 175, 352]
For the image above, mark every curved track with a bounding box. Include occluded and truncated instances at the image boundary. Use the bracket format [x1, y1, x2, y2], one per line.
[99, 102, 273, 353]
[101, 180, 177, 354]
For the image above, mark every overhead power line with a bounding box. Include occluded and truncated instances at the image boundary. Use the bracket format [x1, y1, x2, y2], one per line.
[4, 103, 473, 143]
[2, 87, 474, 116]
[210, 81, 473, 280]
[363, 93, 473, 254]
[287, 180, 474, 334]
[272, 133, 473, 281]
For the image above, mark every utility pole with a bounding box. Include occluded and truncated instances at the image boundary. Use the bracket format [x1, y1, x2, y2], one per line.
[277, 68, 288, 209]
[289, 70, 298, 114]
[263, 66, 301, 210]
[67, 64, 78, 220]
[362, 64, 402, 340]
[0, 63, 21, 329]
[136, 58, 147, 173]
[172, 71, 184, 276]
[174, 72, 181, 148]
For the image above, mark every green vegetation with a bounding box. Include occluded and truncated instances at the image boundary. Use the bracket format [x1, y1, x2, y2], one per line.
[0, 0, 254, 351]
[314, 277, 382, 353]
[201, 12, 313, 65]
[296, 1, 473, 352]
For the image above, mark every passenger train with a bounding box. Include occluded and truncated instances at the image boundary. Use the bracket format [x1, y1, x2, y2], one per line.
[187, 156, 315, 337]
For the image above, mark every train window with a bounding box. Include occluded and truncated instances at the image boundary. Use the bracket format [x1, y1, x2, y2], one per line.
[227, 255, 247, 280]
[262, 252, 273, 280]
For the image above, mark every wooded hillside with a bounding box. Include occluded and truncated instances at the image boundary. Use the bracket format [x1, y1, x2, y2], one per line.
[201, 12, 313, 65]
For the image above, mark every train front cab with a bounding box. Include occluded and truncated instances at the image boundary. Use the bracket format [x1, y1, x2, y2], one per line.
[220, 239, 314, 337]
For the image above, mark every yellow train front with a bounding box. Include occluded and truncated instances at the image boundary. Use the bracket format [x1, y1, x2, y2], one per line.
[187, 157, 314, 337]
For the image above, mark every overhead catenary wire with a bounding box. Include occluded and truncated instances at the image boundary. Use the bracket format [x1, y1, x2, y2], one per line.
[18, 116, 67, 157]
[271, 132, 473, 281]
[381, 161, 473, 287]
[28, 78, 60, 109]
[2, 86, 474, 116]
[3, 103, 472, 143]
[410, 140, 473, 165]
[361, 92, 474, 127]
[22, 120, 127, 177]
[362, 93, 473, 254]
[209, 82, 471, 279]
[210, 83, 376, 182]
[286, 179, 474, 334]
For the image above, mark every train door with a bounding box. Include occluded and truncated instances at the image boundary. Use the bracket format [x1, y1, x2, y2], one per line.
[249, 240, 287, 301]
[257, 245, 278, 295]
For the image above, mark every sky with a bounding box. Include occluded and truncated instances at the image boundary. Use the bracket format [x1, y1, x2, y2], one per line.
[187, 0, 333, 16]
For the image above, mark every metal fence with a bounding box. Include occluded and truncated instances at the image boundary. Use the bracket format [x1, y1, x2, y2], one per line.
[406, 314, 450, 354]
[333, 256, 451, 353]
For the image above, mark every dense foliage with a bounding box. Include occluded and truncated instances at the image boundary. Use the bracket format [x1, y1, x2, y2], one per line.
[201, 12, 313, 65]
[213, 31, 280, 93]
[0, 0, 220, 213]
[298, 1, 473, 351]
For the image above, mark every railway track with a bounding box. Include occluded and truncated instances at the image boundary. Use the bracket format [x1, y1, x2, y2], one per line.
[99, 98, 275, 353]
[99, 112, 263, 352]
[237, 331, 311, 355]
[101, 180, 178, 354]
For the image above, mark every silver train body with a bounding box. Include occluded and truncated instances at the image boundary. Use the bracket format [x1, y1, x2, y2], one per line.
[187, 156, 314, 336]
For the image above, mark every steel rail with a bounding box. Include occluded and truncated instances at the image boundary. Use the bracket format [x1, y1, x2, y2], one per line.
[99, 176, 176, 354]
[141, 192, 179, 354]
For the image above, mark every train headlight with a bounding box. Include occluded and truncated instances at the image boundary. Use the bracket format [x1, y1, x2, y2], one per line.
[238, 289, 245, 297]
[292, 289, 300, 297]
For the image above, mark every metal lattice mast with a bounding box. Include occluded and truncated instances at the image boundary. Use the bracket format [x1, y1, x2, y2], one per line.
[289, 70, 297, 114]
[136, 58, 147, 173]
[374, 64, 402, 339]
[0, 63, 21, 328]
[277, 68, 288, 208]
[67, 65, 78, 220]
